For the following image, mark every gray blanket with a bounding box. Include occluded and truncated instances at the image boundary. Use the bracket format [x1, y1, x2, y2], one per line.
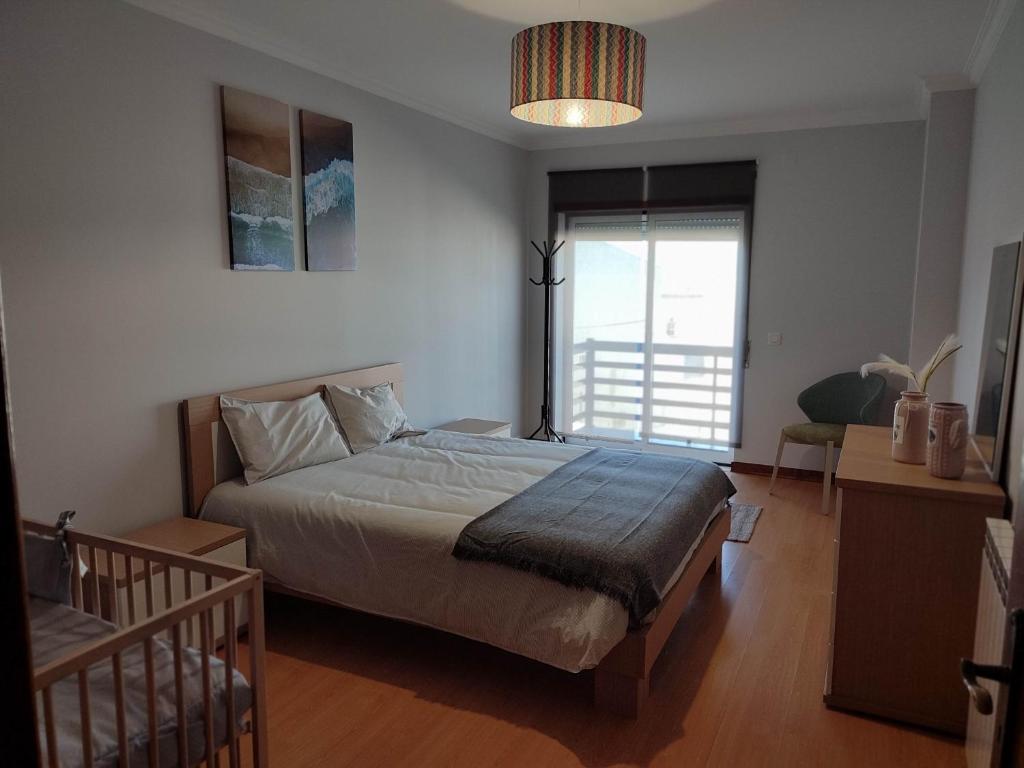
[452, 448, 735, 626]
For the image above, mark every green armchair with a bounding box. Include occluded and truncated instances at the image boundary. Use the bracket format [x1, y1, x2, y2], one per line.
[769, 371, 886, 514]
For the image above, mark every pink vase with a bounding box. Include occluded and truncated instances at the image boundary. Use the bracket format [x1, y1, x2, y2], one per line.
[892, 391, 929, 464]
[927, 402, 968, 479]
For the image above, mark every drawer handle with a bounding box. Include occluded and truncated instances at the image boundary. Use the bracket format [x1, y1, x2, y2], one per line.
[961, 658, 1011, 715]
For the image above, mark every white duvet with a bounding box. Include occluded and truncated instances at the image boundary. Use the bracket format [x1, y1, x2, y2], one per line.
[201, 431, 714, 672]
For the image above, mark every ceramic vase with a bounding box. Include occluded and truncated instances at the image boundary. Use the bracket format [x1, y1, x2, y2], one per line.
[892, 391, 929, 464]
[927, 402, 968, 479]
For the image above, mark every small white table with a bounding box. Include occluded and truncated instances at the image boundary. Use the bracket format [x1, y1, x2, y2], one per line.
[435, 418, 512, 438]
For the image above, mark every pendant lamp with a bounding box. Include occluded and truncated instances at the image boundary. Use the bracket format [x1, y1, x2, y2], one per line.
[510, 21, 646, 128]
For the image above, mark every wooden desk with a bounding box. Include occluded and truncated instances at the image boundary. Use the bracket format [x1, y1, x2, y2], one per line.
[825, 425, 1006, 735]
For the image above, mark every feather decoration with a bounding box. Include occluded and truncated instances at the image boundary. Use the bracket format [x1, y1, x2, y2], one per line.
[917, 334, 961, 393]
[859, 334, 961, 393]
[860, 356, 921, 390]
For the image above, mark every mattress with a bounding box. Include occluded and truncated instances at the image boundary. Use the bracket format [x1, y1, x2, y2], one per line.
[31, 598, 251, 768]
[201, 430, 725, 672]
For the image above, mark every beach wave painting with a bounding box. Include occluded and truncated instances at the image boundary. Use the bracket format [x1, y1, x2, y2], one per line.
[299, 110, 356, 271]
[221, 86, 294, 271]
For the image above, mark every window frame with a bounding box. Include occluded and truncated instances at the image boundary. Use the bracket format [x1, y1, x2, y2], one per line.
[552, 205, 753, 459]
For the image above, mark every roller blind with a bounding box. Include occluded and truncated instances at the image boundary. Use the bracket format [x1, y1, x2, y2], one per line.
[549, 167, 645, 212]
[547, 160, 757, 213]
[645, 161, 757, 208]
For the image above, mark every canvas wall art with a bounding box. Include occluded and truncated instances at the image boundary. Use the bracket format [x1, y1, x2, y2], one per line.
[221, 86, 294, 271]
[299, 109, 356, 271]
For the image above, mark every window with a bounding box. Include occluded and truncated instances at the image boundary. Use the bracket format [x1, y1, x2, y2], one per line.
[554, 210, 749, 462]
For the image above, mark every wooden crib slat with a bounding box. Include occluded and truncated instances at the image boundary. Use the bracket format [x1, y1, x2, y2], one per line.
[71, 543, 84, 611]
[228, 597, 238, 662]
[209, 574, 222, 768]
[78, 669, 94, 767]
[205, 575, 214, 648]
[143, 560, 155, 619]
[125, 554, 137, 625]
[42, 686, 59, 768]
[248, 582, 269, 768]
[143, 638, 159, 768]
[163, 566, 173, 607]
[111, 652, 129, 767]
[184, 568, 194, 647]
[163, 566, 173, 640]
[199, 609, 216, 767]
[87, 546, 101, 617]
[105, 549, 119, 626]
[224, 599, 239, 768]
[172, 623, 189, 766]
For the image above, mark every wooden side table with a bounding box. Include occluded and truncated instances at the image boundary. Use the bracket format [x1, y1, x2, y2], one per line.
[436, 418, 512, 438]
[91, 517, 248, 644]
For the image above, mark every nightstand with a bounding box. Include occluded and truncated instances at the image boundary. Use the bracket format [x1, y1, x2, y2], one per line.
[91, 517, 248, 644]
[435, 418, 512, 438]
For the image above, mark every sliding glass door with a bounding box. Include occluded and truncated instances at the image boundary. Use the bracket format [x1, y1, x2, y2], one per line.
[554, 210, 748, 461]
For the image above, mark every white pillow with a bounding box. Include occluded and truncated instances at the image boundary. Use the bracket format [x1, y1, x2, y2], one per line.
[220, 392, 351, 485]
[325, 382, 411, 453]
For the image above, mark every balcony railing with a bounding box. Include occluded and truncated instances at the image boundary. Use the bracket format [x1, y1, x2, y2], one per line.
[568, 339, 734, 451]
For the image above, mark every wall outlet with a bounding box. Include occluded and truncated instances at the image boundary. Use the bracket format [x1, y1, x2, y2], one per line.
[768, 332, 783, 346]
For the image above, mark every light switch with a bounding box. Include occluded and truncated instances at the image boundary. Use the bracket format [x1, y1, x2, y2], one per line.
[768, 332, 783, 346]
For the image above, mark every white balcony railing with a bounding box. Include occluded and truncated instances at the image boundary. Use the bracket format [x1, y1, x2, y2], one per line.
[568, 339, 734, 451]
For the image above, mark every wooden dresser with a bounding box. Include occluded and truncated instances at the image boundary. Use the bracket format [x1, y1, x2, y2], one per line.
[826, 425, 1006, 735]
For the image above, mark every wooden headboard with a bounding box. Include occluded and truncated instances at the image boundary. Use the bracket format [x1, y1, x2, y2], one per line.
[181, 363, 404, 516]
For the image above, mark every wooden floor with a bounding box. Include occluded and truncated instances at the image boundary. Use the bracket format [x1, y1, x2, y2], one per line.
[238, 474, 966, 767]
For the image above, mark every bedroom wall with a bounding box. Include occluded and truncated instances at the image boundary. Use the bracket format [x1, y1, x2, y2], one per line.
[952, 1, 1024, 506]
[525, 121, 926, 470]
[0, 0, 528, 533]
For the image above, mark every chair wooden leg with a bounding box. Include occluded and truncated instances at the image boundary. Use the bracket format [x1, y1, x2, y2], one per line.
[769, 430, 787, 494]
[821, 440, 834, 515]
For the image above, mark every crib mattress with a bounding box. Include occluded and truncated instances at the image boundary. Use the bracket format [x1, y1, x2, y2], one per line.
[31, 598, 251, 768]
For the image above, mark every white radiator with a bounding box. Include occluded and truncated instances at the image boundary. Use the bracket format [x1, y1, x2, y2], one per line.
[966, 519, 1013, 768]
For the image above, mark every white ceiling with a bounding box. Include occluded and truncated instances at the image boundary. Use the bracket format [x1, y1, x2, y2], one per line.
[126, 0, 996, 150]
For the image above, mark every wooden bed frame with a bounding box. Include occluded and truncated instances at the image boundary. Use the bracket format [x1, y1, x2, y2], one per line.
[181, 363, 729, 718]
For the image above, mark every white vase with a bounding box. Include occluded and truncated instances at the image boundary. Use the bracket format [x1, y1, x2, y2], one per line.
[892, 391, 929, 464]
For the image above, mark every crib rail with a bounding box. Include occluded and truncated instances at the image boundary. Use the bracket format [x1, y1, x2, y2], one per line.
[24, 520, 268, 768]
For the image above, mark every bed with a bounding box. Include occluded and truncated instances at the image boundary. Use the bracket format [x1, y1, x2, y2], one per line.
[182, 363, 732, 717]
[25, 520, 267, 767]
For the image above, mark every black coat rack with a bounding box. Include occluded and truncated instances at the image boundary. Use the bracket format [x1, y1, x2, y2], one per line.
[528, 240, 566, 442]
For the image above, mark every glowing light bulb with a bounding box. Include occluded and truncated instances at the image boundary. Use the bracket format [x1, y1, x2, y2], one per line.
[565, 103, 586, 126]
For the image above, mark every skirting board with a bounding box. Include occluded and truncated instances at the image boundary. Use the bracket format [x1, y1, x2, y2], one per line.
[730, 461, 829, 483]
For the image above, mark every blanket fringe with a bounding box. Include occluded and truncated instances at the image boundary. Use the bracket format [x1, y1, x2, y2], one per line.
[452, 539, 656, 627]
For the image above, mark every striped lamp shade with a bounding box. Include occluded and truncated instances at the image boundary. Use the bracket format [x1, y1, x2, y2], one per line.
[510, 21, 646, 128]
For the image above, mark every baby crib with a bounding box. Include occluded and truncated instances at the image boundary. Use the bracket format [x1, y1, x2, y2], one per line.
[24, 519, 268, 768]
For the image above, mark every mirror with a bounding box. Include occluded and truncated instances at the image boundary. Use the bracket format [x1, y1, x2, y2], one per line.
[973, 241, 1024, 483]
